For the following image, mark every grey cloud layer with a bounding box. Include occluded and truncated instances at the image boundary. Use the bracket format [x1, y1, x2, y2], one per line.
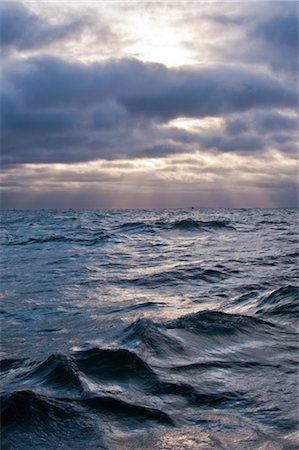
[246, 4, 298, 78]
[204, 2, 299, 80]
[0, 2, 87, 52]
[1, 1, 298, 209]
[2, 55, 298, 164]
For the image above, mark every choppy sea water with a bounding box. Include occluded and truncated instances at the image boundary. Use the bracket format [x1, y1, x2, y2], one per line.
[1, 208, 298, 449]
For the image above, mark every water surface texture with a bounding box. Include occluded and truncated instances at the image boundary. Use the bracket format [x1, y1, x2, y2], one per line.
[1, 208, 298, 449]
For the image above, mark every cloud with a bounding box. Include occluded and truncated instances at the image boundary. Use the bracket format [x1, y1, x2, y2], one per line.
[197, 134, 264, 153]
[0, 2, 87, 53]
[223, 110, 299, 156]
[224, 110, 298, 140]
[121, 64, 296, 120]
[204, 2, 299, 80]
[247, 4, 299, 78]
[1, 1, 298, 209]
[139, 144, 184, 158]
[91, 102, 129, 130]
[253, 111, 298, 133]
[2, 94, 80, 133]
[1, 149, 297, 209]
[226, 119, 249, 135]
[2, 56, 297, 165]
[6, 56, 297, 112]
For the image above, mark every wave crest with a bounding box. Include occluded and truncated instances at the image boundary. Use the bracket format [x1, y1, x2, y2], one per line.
[257, 285, 299, 317]
[167, 310, 273, 334]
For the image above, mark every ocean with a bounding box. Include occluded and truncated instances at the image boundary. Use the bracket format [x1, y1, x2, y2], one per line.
[1, 208, 298, 449]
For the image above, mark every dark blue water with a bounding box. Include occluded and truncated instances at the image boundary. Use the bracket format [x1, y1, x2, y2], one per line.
[1, 208, 298, 449]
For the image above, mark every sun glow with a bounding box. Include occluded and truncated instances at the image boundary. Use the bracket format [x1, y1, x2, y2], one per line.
[124, 41, 194, 67]
[122, 14, 195, 67]
[164, 116, 224, 131]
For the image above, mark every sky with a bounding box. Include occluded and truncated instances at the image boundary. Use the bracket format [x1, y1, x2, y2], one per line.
[1, 0, 298, 209]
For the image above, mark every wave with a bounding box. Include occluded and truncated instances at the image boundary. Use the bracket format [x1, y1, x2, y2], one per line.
[2, 389, 173, 431]
[120, 218, 235, 233]
[117, 218, 235, 234]
[166, 310, 274, 334]
[1, 336, 246, 409]
[17, 354, 83, 392]
[2, 208, 298, 448]
[258, 220, 290, 225]
[1, 301, 294, 449]
[1, 349, 174, 433]
[118, 221, 155, 233]
[123, 310, 276, 353]
[153, 381, 241, 406]
[109, 301, 166, 315]
[120, 266, 232, 287]
[120, 310, 278, 373]
[123, 318, 186, 355]
[0, 390, 103, 450]
[74, 347, 158, 390]
[5, 233, 111, 246]
[0, 358, 27, 374]
[1, 390, 78, 428]
[3, 218, 237, 248]
[256, 285, 299, 317]
[72, 346, 240, 409]
[79, 395, 173, 425]
[164, 219, 235, 231]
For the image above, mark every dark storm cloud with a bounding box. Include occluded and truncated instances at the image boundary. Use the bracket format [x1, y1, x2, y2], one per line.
[2, 55, 298, 165]
[5, 56, 296, 113]
[121, 65, 296, 120]
[0, 2, 86, 53]
[2, 94, 80, 133]
[91, 103, 129, 130]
